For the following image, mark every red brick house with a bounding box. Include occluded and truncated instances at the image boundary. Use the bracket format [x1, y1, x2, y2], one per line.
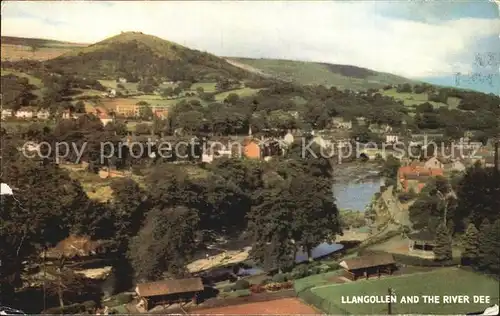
[397, 164, 444, 193]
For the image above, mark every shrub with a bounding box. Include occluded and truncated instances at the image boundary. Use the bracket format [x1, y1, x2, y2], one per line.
[249, 284, 265, 294]
[259, 278, 272, 286]
[309, 267, 321, 275]
[82, 300, 97, 311]
[112, 293, 133, 304]
[272, 273, 287, 283]
[291, 265, 309, 279]
[264, 282, 282, 292]
[231, 289, 251, 297]
[282, 281, 294, 289]
[233, 279, 250, 290]
[222, 285, 234, 292]
[328, 262, 341, 271]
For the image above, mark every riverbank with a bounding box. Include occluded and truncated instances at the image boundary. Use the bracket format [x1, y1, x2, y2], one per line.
[333, 161, 382, 184]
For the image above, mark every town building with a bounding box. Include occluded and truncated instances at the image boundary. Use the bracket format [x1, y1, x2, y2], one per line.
[397, 164, 444, 193]
[385, 135, 399, 144]
[97, 112, 113, 126]
[423, 156, 445, 170]
[15, 107, 36, 119]
[1, 109, 13, 120]
[408, 230, 436, 259]
[115, 103, 140, 117]
[339, 253, 396, 281]
[444, 160, 466, 173]
[332, 117, 353, 129]
[243, 138, 261, 159]
[36, 109, 50, 120]
[135, 278, 204, 311]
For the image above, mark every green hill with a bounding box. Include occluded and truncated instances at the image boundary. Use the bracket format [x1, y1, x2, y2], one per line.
[226, 57, 416, 91]
[44, 32, 252, 82]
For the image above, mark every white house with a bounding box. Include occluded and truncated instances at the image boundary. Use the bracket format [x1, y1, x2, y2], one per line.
[386, 135, 399, 143]
[332, 117, 352, 129]
[118, 77, 127, 84]
[98, 112, 113, 126]
[36, 110, 50, 120]
[1, 109, 13, 120]
[15, 107, 35, 119]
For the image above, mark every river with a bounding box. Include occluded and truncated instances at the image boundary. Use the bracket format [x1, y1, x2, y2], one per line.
[332, 162, 384, 212]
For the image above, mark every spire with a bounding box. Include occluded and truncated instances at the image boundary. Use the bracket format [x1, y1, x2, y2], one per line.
[248, 125, 252, 136]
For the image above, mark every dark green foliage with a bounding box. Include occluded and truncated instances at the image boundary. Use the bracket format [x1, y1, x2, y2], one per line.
[233, 279, 251, 290]
[128, 205, 199, 281]
[434, 223, 452, 261]
[396, 83, 412, 93]
[379, 155, 401, 180]
[0, 74, 38, 110]
[477, 219, 500, 274]
[271, 273, 287, 283]
[455, 165, 500, 232]
[42, 302, 92, 314]
[409, 176, 455, 233]
[44, 33, 248, 82]
[461, 223, 479, 266]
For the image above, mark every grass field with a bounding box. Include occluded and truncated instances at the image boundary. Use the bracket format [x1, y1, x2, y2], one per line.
[1, 41, 86, 61]
[229, 58, 415, 91]
[191, 82, 217, 92]
[214, 87, 261, 101]
[310, 268, 499, 315]
[380, 88, 462, 110]
[1, 69, 44, 87]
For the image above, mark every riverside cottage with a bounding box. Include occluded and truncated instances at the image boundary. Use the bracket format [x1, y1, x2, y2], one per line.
[339, 253, 396, 281]
[135, 278, 204, 311]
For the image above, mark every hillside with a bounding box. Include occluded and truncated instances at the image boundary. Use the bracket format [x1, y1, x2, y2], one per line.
[43, 32, 252, 82]
[226, 57, 416, 91]
[1, 36, 87, 61]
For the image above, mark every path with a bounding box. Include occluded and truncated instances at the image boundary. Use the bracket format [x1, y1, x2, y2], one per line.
[381, 186, 411, 227]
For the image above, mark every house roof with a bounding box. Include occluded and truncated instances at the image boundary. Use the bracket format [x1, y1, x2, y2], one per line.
[399, 165, 443, 179]
[135, 278, 204, 297]
[339, 253, 395, 270]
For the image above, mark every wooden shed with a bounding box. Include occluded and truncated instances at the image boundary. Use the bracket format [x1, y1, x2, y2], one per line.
[339, 253, 396, 281]
[135, 277, 204, 311]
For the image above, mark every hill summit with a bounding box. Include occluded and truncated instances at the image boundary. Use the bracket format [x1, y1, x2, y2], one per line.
[44, 32, 249, 82]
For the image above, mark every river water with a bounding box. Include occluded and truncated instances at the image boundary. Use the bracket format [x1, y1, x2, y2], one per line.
[333, 179, 384, 212]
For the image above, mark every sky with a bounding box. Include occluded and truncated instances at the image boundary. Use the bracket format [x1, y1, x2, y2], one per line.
[1, 0, 499, 94]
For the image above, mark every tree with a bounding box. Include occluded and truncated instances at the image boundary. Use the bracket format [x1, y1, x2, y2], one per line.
[161, 87, 174, 98]
[138, 104, 153, 121]
[455, 165, 500, 232]
[174, 111, 204, 134]
[196, 87, 204, 95]
[224, 93, 240, 105]
[109, 178, 148, 292]
[0, 134, 92, 303]
[379, 155, 401, 185]
[477, 219, 500, 274]
[128, 206, 199, 281]
[433, 222, 452, 261]
[461, 223, 479, 266]
[135, 123, 151, 135]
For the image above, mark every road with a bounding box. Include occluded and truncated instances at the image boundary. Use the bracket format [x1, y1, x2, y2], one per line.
[381, 186, 412, 227]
